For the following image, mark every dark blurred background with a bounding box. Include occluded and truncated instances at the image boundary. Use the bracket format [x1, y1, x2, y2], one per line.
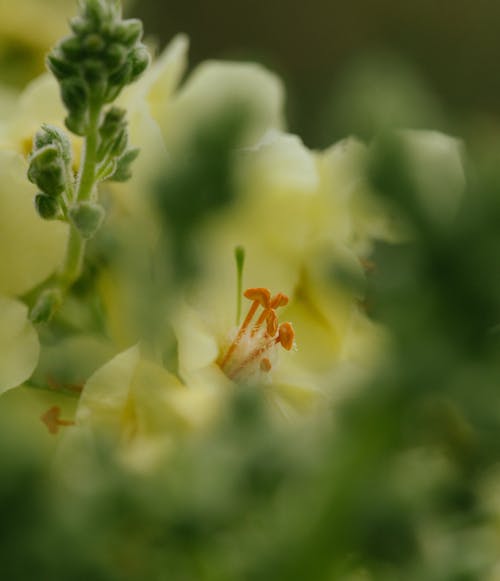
[133, 0, 500, 148]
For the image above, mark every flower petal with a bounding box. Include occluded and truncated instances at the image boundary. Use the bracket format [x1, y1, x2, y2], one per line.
[0, 296, 39, 393]
[160, 60, 285, 148]
[0, 150, 67, 296]
[76, 345, 140, 429]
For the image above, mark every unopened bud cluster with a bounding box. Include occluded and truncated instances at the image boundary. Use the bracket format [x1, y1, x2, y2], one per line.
[28, 125, 72, 220]
[47, 0, 149, 135]
[95, 106, 139, 181]
[28, 0, 149, 237]
[27, 0, 149, 322]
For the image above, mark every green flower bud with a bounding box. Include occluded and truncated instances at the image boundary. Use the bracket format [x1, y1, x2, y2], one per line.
[99, 106, 126, 138]
[36, 164, 65, 197]
[97, 158, 117, 181]
[108, 147, 140, 182]
[29, 144, 59, 167]
[28, 145, 58, 185]
[111, 19, 143, 46]
[30, 288, 62, 324]
[33, 131, 53, 150]
[104, 43, 127, 71]
[65, 112, 87, 136]
[34, 193, 60, 220]
[83, 59, 106, 85]
[82, 33, 106, 53]
[83, 0, 108, 26]
[69, 201, 106, 239]
[103, 84, 122, 104]
[60, 78, 88, 113]
[130, 46, 150, 80]
[37, 125, 72, 165]
[60, 36, 83, 61]
[70, 16, 93, 36]
[46, 53, 78, 81]
[29, 145, 66, 196]
[108, 61, 132, 87]
[110, 128, 128, 157]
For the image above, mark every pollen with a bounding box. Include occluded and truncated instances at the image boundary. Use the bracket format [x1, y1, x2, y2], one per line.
[218, 287, 295, 382]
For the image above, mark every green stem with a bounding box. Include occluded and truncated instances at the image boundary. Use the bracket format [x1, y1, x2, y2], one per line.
[77, 104, 101, 202]
[58, 103, 101, 289]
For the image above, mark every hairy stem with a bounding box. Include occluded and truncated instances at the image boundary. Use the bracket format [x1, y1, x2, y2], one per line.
[58, 103, 101, 289]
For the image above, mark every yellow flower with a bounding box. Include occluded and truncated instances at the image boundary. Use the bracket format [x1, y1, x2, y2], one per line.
[0, 77, 68, 392]
[66, 40, 465, 462]
[167, 131, 389, 415]
[76, 133, 387, 456]
[69, 345, 225, 469]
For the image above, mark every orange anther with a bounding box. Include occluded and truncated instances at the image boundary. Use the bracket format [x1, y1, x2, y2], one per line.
[266, 310, 279, 336]
[260, 358, 272, 372]
[278, 322, 295, 351]
[270, 293, 289, 309]
[41, 405, 75, 435]
[244, 287, 271, 308]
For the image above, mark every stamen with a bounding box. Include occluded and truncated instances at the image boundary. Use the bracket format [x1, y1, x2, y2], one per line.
[219, 287, 271, 369]
[41, 405, 75, 435]
[278, 322, 295, 351]
[266, 310, 278, 336]
[244, 287, 271, 307]
[251, 292, 289, 336]
[270, 293, 289, 309]
[219, 286, 295, 381]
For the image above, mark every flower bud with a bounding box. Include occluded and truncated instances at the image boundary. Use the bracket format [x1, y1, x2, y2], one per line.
[46, 53, 78, 81]
[82, 33, 106, 53]
[99, 106, 126, 139]
[103, 84, 122, 104]
[83, 59, 106, 85]
[70, 16, 93, 36]
[28, 142, 67, 196]
[61, 78, 88, 113]
[108, 61, 132, 87]
[108, 147, 139, 182]
[112, 19, 143, 46]
[60, 36, 83, 60]
[34, 193, 60, 220]
[30, 288, 63, 324]
[130, 46, 150, 80]
[33, 131, 54, 151]
[65, 112, 87, 136]
[104, 43, 127, 71]
[28, 145, 59, 186]
[29, 144, 59, 169]
[69, 201, 106, 239]
[34, 125, 72, 164]
[83, 0, 108, 25]
[110, 128, 128, 157]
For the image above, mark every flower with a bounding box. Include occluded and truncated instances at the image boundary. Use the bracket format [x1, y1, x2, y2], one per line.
[0, 76, 70, 392]
[33, 36, 464, 466]
[62, 41, 393, 464]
